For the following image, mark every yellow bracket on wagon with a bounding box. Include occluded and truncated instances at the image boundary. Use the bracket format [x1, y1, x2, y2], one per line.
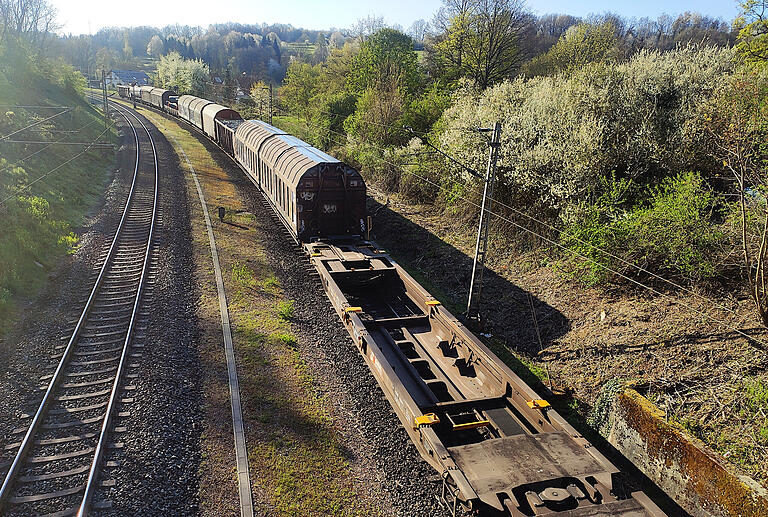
[526, 399, 551, 410]
[414, 413, 440, 429]
[452, 419, 491, 431]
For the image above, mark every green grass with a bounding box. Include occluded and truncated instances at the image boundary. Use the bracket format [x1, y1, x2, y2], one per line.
[0, 49, 117, 333]
[277, 300, 294, 321]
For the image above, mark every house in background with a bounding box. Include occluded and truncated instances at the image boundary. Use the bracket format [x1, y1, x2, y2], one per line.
[105, 70, 150, 87]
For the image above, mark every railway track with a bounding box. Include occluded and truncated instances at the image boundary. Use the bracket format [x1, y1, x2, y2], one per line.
[0, 101, 158, 517]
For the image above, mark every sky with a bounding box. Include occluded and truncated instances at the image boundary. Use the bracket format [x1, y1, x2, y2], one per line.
[53, 0, 741, 36]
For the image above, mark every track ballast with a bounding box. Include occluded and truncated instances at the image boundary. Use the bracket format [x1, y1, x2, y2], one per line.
[0, 102, 158, 517]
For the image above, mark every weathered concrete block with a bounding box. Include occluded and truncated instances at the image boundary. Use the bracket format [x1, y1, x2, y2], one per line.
[598, 386, 768, 517]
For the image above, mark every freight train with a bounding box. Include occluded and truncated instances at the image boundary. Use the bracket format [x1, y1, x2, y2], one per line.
[118, 84, 366, 241]
[116, 84, 667, 516]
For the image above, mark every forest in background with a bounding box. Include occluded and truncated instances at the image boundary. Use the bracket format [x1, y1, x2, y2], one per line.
[26, 0, 768, 323]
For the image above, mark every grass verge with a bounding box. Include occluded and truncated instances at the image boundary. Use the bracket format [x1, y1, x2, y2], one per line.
[0, 80, 117, 333]
[137, 105, 375, 516]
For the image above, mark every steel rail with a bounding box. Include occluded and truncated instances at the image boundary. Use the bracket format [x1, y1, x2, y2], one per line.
[0, 102, 144, 512]
[78, 101, 158, 517]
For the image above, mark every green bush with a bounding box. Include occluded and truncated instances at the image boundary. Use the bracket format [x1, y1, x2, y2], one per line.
[439, 45, 735, 213]
[561, 172, 724, 284]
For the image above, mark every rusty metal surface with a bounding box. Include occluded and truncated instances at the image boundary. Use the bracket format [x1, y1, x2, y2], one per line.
[304, 239, 667, 516]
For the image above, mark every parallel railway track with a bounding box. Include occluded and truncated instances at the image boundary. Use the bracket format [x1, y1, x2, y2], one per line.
[0, 101, 158, 517]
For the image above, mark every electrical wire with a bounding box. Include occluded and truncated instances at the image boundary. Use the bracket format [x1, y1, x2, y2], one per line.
[0, 107, 74, 141]
[271, 105, 768, 351]
[0, 123, 113, 208]
[0, 116, 103, 175]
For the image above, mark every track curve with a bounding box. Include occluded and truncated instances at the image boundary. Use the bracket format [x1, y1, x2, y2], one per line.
[0, 102, 158, 517]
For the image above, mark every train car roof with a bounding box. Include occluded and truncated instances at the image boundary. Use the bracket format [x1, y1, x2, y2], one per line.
[201, 103, 241, 120]
[235, 119, 355, 188]
[177, 94, 200, 110]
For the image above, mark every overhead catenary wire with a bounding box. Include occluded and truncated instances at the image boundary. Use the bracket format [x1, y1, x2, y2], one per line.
[274, 104, 747, 322]
[0, 116, 103, 175]
[0, 123, 113, 207]
[0, 107, 74, 141]
[272, 105, 768, 352]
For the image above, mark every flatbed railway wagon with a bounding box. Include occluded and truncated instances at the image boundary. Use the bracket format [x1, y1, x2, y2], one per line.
[105, 91, 669, 515]
[304, 236, 665, 516]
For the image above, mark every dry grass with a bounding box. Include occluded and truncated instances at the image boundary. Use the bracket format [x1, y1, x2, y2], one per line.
[137, 105, 375, 516]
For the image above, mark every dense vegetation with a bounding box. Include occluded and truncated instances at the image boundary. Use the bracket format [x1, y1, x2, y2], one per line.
[270, 1, 768, 323]
[0, 13, 116, 329]
[15, 0, 768, 317]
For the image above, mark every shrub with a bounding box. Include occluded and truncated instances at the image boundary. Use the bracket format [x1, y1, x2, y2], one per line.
[438, 46, 736, 213]
[561, 172, 724, 284]
[277, 300, 294, 321]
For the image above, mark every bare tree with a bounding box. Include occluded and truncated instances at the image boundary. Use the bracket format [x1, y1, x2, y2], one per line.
[430, 0, 531, 88]
[349, 15, 387, 41]
[0, 0, 59, 47]
[466, 0, 531, 88]
[407, 19, 431, 42]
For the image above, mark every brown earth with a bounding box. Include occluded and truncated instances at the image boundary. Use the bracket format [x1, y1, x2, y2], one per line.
[366, 187, 768, 489]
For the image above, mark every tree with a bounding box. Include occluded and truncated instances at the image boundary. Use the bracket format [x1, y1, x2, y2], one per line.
[312, 33, 329, 64]
[0, 0, 58, 46]
[349, 14, 387, 41]
[407, 19, 431, 43]
[222, 67, 238, 104]
[147, 34, 164, 57]
[122, 29, 132, 58]
[735, 0, 768, 66]
[346, 28, 421, 146]
[703, 70, 768, 324]
[155, 51, 211, 96]
[249, 80, 271, 120]
[348, 28, 420, 94]
[329, 31, 345, 49]
[280, 61, 319, 118]
[429, 0, 530, 88]
[523, 21, 620, 77]
[465, 0, 530, 88]
[430, 0, 475, 81]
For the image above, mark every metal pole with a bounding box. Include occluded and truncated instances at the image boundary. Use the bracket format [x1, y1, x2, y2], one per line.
[466, 121, 501, 324]
[101, 70, 108, 130]
[268, 83, 273, 125]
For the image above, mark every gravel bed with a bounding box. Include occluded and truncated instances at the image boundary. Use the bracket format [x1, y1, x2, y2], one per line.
[199, 135, 453, 517]
[92, 107, 202, 516]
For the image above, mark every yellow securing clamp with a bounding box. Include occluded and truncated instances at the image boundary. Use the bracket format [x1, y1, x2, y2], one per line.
[344, 307, 362, 313]
[527, 399, 551, 410]
[414, 413, 440, 429]
[452, 419, 491, 431]
[426, 300, 441, 307]
[310, 252, 322, 257]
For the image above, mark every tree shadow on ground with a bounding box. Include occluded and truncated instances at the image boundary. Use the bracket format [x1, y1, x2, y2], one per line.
[367, 196, 570, 355]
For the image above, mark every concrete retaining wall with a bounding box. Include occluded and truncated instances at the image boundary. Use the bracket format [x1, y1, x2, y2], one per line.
[600, 387, 768, 517]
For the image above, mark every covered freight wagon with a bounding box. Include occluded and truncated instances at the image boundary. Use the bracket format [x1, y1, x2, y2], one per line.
[201, 103, 241, 140]
[148, 88, 175, 110]
[234, 120, 366, 241]
[139, 86, 154, 105]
